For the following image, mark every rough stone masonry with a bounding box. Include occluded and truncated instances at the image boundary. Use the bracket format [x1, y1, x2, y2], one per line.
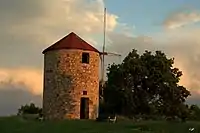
[43, 49, 99, 120]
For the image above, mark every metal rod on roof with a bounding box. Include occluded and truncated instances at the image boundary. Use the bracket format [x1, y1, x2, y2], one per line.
[101, 7, 106, 95]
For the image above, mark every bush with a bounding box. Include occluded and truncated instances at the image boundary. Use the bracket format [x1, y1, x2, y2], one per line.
[18, 103, 42, 116]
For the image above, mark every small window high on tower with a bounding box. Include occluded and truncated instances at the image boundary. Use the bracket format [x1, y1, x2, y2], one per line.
[82, 52, 89, 64]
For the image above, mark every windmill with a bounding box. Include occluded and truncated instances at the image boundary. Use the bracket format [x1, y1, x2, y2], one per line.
[100, 8, 121, 100]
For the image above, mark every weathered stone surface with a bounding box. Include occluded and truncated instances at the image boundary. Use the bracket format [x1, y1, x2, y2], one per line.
[43, 49, 99, 120]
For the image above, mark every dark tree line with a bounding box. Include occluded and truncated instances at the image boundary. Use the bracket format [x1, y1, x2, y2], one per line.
[100, 49, 200, 121]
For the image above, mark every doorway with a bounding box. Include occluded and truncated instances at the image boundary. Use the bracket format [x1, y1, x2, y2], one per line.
[80, 97, 89, 119]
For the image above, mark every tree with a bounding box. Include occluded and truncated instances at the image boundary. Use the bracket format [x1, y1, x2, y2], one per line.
[18, 103, 42, 116]
[189, 104, 200, 120]
[103, 49, 191, 118]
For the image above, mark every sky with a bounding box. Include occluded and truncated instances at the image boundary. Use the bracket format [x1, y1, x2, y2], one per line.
[1, 0, 200, 115]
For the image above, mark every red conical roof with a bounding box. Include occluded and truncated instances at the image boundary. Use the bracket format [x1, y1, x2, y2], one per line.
[42, 32, 100, 54]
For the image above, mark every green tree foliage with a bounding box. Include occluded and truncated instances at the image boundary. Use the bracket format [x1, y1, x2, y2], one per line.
[189, 104, 200, 120]
[18, 103, 42, 116]
[103, 49, 191, 118]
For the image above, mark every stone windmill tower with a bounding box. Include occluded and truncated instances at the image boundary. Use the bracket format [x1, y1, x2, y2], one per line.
[42, 32, 100, 120]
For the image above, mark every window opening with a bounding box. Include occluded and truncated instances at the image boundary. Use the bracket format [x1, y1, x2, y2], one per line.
[82, 53, 89, 64]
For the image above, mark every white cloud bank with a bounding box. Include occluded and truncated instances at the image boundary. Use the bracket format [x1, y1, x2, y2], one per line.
[0, 0, 120, 91]
[0, 68, 43, 95]
[163, 10, 200, 29]
[107, 27, 200, 97]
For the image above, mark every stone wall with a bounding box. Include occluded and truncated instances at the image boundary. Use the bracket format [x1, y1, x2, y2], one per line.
[43, 49, 99, 120]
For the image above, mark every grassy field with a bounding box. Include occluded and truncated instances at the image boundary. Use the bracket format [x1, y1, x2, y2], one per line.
[0, 116, 200, 133]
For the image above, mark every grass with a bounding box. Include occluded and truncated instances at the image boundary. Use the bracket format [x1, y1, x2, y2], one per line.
[0, 116, 200, 133]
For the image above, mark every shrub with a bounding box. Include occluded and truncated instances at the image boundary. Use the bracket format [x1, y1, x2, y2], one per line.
[18, 103, 42, 116]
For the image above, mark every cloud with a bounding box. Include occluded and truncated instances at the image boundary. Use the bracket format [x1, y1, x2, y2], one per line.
[106, 28, 200, 97]
[0, 0, 119, 69]
[0, 68, 42, 116]
[0, 68, 43, 95]
[0, 84, 42, 116]
[0, 0, 124, 115]
[163, 10, 200, 29]
[187, 92, 200, 106]
[155, 29, 200, 96]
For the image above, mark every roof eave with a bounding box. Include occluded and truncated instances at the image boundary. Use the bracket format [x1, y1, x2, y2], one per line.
[42, 48, 101, 54]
